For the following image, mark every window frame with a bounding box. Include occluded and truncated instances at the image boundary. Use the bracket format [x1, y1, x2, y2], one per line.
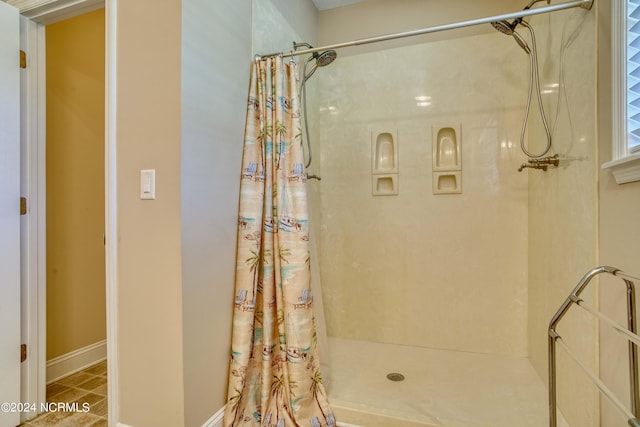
[604, 0, 640, 184]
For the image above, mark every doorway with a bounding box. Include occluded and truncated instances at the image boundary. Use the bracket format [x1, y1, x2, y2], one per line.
[44, 8, 106, 383]
[18, 7, 108, 426]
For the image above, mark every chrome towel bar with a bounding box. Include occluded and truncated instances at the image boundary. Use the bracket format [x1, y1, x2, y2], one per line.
[549, 266, 640, 427]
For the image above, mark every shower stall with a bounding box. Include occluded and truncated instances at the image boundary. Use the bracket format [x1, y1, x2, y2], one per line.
[252, 0, 598, 426]
[313, 26, 537, 427]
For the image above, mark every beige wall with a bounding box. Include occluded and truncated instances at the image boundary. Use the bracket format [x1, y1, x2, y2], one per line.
[45, 9, 105, 360]
[181, 0, 251, 425]
[257, 0, 318, 49]
[527, 7, 599, 427]
[317, 1, 530, 356]
[114, 1, 319, 425]
[115, 1, 184, 425]
[597, 2, 640, 426]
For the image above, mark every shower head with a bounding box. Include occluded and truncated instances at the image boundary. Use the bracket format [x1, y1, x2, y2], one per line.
[292, 41, 337, 67]
[491, 20, 531, 53]
[316, 50, 337, 67]
[293, 41, 337, 66]
[491, 20, 516, 35]
[512, 31, 531, 54]
[301, 50, 338, 86]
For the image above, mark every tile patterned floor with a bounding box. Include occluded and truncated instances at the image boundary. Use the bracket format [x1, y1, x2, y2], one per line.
[20, 360, 108, 427]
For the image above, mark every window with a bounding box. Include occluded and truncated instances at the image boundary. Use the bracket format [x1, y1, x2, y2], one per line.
[605, 0, 640, 183]
[627, 1, 640, 152]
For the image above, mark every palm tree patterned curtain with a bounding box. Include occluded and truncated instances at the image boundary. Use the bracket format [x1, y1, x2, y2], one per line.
[224, 56, 335, 427]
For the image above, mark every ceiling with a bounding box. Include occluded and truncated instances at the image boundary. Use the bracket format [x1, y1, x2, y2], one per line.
[311, 0, 368, 11]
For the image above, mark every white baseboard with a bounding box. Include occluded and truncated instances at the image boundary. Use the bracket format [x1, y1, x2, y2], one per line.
[112, 408, 223, 427]
[203, 405, 362, 427]
[202, 406, 225, 427]
[46, 340, 107, 384]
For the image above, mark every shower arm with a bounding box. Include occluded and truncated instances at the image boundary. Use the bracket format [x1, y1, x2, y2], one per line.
[257, 0, 593, 60]
[510, 0, 550, 26]
[524, 0, 551, 10]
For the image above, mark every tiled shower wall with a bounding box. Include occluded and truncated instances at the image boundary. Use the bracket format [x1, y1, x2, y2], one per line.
[527, 7, 598, 427]
[316, 33, 531, 357]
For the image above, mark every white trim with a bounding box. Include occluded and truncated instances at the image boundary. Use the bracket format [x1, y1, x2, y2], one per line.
[602, 152, 640, 184]
[18, 1, 117, 426]
[201, 406, 225, 427]
[611, 0, 627, 159]
[116, 424, 134, 427]
[607, 0, 640, 184]
[7, 0, 104, 25]
[35, 17, 47, 411]
[45, 340, 107, 384]
[19, 14, 46, 423]
[105, 1, 118, 426]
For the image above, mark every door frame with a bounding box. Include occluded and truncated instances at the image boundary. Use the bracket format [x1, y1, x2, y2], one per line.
[18, 13, 46, 419]
[13, 0, 118, 425]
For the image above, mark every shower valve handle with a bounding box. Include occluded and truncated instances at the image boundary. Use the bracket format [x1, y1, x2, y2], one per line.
[517, 154, 559, 172]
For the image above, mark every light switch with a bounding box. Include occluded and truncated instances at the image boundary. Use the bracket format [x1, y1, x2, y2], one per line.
[140, 169, 156, 200]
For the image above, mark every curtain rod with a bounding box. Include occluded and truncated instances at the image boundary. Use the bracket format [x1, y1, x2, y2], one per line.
[257, 0, 593, 60]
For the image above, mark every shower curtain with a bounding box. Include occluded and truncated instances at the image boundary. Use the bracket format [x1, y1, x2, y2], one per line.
[224, 56, 335, 427]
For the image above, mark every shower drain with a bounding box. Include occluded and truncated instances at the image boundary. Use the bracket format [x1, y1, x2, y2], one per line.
[386, 372, 405, 382]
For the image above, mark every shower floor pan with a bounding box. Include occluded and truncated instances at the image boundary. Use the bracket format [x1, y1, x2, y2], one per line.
[327, 337, 569, 427]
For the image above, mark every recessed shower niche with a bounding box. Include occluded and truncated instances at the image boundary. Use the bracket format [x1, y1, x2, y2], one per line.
[371, 174, 398, 196]
[371, 129, 398, 196]
[433, 171, 462, 194]
[432, 124, 462, 194]
[432, 125, 461, 171]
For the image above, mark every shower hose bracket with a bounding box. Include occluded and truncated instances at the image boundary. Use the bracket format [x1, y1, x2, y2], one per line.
[580, 0, 594, 10]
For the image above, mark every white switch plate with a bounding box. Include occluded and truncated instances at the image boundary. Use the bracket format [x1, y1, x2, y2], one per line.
[140, 169, 156, 200]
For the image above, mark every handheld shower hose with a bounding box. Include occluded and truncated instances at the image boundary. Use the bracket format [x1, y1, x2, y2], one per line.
[297, 45, 337, 168]
[490, 0, 553, 158]
[519, 21, 552, 158]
